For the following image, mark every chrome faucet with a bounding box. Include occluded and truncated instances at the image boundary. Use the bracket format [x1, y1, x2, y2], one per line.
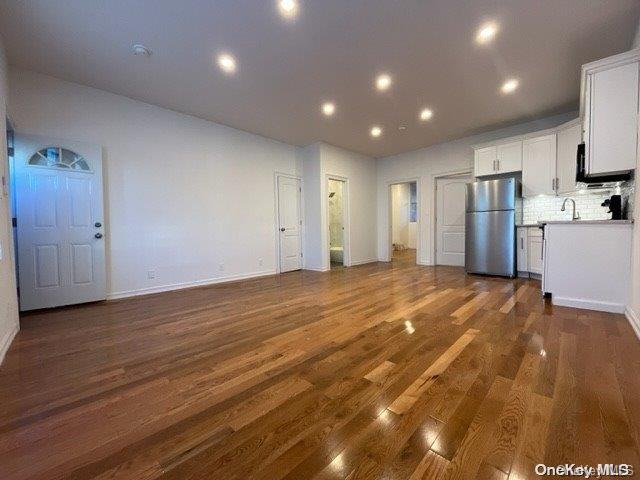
[561, 198, 580, 220]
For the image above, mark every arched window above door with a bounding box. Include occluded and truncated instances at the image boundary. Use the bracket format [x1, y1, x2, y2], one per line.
[28, 147, 91, 172]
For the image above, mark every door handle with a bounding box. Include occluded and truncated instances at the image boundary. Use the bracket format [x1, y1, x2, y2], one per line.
[95, 233, 103, 239]
[280, 227, 285, 232]
[94, 222, 102, 228]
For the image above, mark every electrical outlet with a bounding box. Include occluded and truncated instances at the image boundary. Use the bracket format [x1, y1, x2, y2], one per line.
[258, 258, 263, 267]
[219, 263, 225, 272]
[147, 270, 156, 279]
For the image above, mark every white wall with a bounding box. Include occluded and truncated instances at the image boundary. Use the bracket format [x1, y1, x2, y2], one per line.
[9, 69, 302, 298]
[0, 38, 19, 363]
[376, 111, 577, 265]
[628, 24, 640, 329]
[320, 143, 377, 268]
[301, 142, 377, 270]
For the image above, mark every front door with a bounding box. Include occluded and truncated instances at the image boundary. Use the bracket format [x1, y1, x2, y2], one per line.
[436, 175, 471, 266]
[277, 175, 302, 272]
[14, 135, 106, 311]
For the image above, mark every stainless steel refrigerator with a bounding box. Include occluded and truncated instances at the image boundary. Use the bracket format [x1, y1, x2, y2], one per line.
[465, 178, 521, 278]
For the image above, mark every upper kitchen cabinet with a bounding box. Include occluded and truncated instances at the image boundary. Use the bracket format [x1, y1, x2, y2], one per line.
[581, 49, 639, 175]
[473, 140, 522, 177]
[555, 119, 581, 194]
[522, 133, 556, 197]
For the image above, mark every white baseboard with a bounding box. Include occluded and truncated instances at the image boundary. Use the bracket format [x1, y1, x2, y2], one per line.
[552, 296, 625, 314]
[304, 266, 329, 272]
[348, 258, 378, 266]
[625, 307, 640, 340]
[107, 269, 277, 300]
[0, 324, 19, 366]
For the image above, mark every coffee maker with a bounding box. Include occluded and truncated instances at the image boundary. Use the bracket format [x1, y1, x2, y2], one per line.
[601, 194, 623, 220]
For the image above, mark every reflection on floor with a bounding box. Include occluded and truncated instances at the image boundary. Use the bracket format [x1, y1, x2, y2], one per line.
[0, 259, 638, 478]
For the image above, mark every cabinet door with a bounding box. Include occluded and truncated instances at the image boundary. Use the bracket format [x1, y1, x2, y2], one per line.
[586, 62, 639, 175]
[474, 146, 496, 177]
[528, 237, 544, 274]
[556, 122, 581, 194]
[496, 141, 522, 173]
[522, 134, 556, 197]
[516, 227, 528, 272]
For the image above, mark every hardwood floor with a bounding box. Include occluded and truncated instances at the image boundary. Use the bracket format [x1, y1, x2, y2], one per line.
[1, 255, 639, 479]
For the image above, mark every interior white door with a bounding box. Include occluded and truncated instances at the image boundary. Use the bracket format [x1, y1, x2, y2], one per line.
[436, 175, 471, 266]
[277, 175, 302, 273]
[14, 134, 106, 311]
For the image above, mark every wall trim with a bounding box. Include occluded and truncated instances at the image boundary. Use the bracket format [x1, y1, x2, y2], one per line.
[349, 258, 378, 266]
[552, 296, 625, 314]
[107, 269, 277, 300]
[303, 266, 330, 272]
[0, 324, 19, 366]
[626, 307, 640, 340]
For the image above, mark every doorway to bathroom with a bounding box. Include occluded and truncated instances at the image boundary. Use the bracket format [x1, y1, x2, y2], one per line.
[390, 181, 418, 265]
[327, 177, 348, 269]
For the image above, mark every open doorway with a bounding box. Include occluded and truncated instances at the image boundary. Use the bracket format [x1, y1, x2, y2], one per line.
[389, 181, 418, 265]
[327, 177, 346, 269]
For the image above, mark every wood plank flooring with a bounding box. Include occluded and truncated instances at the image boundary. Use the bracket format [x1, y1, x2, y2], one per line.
[1, 250, 639, 479]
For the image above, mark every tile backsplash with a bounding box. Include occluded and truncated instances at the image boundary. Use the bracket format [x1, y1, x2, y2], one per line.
[522, 184, 635, 224]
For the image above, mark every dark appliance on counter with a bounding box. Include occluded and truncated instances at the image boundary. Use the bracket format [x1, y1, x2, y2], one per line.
[576, 143, 632, 186]
[601, 194, 623, 220]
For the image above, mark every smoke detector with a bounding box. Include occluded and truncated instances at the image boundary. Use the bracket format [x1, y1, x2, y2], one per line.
[132, 44, 152, 56]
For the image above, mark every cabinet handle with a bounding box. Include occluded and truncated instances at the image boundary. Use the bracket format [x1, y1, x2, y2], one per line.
[496, 159, 500, 171]
[493, 160, 496, 171]
[520, 238, 524, 249]
[552, 178, 555, 191]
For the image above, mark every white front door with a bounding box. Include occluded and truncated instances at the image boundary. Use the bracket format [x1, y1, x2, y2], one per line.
[14, 135, 106, 311]
[436, 175, 471, 266]
[277, 175, 302, 273]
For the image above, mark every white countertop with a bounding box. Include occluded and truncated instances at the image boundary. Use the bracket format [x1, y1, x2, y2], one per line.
[539, 219, 633, 225]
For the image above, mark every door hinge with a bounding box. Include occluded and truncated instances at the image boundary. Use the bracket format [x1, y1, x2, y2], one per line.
[7, 147, 14, 157]
[12, 217, 17, 228]
[299, 187, 302, 192]
[300, 252, 303, 258]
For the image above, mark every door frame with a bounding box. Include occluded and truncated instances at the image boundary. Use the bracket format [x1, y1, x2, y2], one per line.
[274, 172, 304, 274]
[385, 177, 421, 263]
[324, 174, 350, 269]
[431, 169, 473, 266]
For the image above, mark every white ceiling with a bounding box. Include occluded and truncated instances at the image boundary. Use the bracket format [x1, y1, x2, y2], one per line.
[1, 0, 639, 158]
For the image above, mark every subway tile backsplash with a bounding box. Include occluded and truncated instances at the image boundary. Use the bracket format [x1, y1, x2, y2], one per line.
[522, 184, 635, 224]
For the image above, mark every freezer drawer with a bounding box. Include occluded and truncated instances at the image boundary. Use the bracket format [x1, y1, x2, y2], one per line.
[466, 178, 517, 212]
[465, 210, 516, 277]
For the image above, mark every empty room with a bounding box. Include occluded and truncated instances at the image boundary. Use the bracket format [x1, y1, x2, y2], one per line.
[1, 1, 640, 479]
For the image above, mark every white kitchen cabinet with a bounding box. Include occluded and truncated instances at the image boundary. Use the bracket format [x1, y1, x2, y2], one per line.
[556, 120, 581, 194]
[496, 141, 522, 174]
[581, 51, 639, 175]
[516, 227, 528, 275]
[543, 222, 632, 312]
[528, 235, 544, 275]
[522, 134, 557, 197]
[474, 141, 522, 177]
[474, 146, 497, 177]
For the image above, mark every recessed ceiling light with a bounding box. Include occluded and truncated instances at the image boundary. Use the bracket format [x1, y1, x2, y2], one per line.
[278, 0, 299, 18]
[132, 44, 152, 56]
[419, 108, 433, 121]
[217, 53, 237, 74]
[476, 22, 498, 44]
[321, 102, 335, 116]
[375, 74, 392, 91]
[370, 126, 382, 138]
[501, 78, 519, 94]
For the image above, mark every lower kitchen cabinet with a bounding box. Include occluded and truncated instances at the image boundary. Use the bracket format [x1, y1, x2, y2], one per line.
[517, 226, 543, 276]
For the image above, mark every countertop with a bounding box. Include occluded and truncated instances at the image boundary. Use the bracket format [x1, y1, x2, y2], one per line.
[538, 219, 633, 225]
